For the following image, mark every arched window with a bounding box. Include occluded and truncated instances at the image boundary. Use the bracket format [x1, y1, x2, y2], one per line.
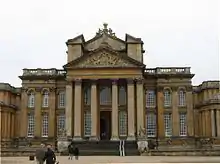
[84, 87, 91, 105]
[58, 91, 65, 108]
[28, 91, 35, 108]
[164, 89, 171, 107]
[42, 91, 49, 107]
[118, 86, 126, 105]
[178, 89, 186, 106]
[100, 86, 111, 105]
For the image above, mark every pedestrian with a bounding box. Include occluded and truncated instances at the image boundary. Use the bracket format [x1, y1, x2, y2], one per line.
[68, 142, 74, 160]
[35, 143, 46, 164]
[44, 144, 57, 164]
[74, 146, 79, 160]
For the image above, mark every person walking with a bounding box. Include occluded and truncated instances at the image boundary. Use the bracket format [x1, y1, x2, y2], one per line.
[68, 142, 74, 160]
[35, 143, 46, 164]
[74, 146, 79, 160]
[44, 144, 56, 164]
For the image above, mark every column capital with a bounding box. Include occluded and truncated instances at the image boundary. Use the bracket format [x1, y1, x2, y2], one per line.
[171, 86, 178, 91]
[111, 79, 119, 85]
[91, 79, 98, 85]
[49, 87, 57, 92]
[74, 79, 82, 85]
[136, 78, 144, 84]
[66, 81, 73, 86]
[126, 78, 135, 85]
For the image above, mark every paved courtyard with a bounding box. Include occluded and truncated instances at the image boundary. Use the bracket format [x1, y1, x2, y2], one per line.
[1, 156, 220, 164]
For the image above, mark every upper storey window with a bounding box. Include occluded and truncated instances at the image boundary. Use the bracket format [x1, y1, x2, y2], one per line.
[118, 86, 126, 105]
[58, 91, 65, 108]
[28, 91, 35, 108]
[146, 90, 156, 107]
[42, 91, 49, 107]
[84, 86, 91, 105]
[178, 89, 186, 107]
[164, 89, 171, 107]
[100, 86, 111, 105]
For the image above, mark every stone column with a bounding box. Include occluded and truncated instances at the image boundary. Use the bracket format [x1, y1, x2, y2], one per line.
[65, 82, 73, 138]
[35, 87, 42, 137]
[136, 78, 145, 134]
[111, 79, 119, 140]
[211, 110, 215, 137]
[4, 112, 7, 139]
[127, 79, 135, 140]
[172, 87, 179, 136]
[157, 87, 165, 138]
[90, 80, 99, 140]
[7, 112, 11, 139]
[20, 88, 28, 137]
[186, 89, 194, 136]
[73, 79, 82, 140]
[11, 113, 15, 138]
[48, 87, 56, 138]
[216, 110, 220, 137]
[202, 111, 206, 136]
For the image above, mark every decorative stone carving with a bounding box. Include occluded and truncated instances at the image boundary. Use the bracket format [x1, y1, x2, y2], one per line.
[127, 78, 134, 85]
[74, 79, 82, 85]
[96, 23, 116, 37]
[111, 79, 118, 85]
[49, 87, 56, 92]
[136, 78, 144, 84]
[74, 53, 135, 68]
[35, 87, 42, 92]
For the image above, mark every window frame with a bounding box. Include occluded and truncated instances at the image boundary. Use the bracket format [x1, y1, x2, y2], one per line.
[58, 91, 65, 108]
[146, 113, 157, 137]
[119, 110, 128, 136]
[28, 91, 35, 108]
[146, 90, 156, 108]
[41, 113, 49, 137]
[27, 114, 35, 137]
[42, 91, 49, 108]
[164, 113, 172, 137]
[179, 112, 187, 136]
[99, 86, 112, 105]
[57, 114, 65, 137]
[178, 89, 186, 107]
[164, 89, 172, 107]
[84, 111, 91, 137]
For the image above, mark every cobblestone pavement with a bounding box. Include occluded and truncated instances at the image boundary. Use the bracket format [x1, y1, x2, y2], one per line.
[1, 156, 220, 164]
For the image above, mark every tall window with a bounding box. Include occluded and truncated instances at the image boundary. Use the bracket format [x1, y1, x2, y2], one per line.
[118, 86, 126, 105]
[58, 91, 65, 108]
[27, 114, 35, 137]
[84, 87, 91, 105]
[119, 111, 127, 136]
[100, 86, 111, 105]
[164, 89, 171, 107]
[164, 113, 172, 137]
[146, 113, 156, 137]
[178, 89, 186, 106]
[179, 113, 187, 136]
[42, 91, 49, 107]
[84, 111, 91, 136]
[28, 91, 35, 108]
[146, 90, 156, 107]
[57, 114, 65, 136]
[42, 114, 49, 137]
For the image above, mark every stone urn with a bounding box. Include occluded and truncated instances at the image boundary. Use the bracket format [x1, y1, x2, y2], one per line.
[57, 129, 70, 153]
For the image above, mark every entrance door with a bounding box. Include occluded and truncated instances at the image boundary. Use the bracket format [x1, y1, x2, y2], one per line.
[100, 111, 111, 140]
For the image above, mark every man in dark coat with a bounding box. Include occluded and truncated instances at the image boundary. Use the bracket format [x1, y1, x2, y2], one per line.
[68, 142, 74, 160]
[74, 146, 79, 160]
[35, 143, 46, 164]
[44, 144, 56, 164]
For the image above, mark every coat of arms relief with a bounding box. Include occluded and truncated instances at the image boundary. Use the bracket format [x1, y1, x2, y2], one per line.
[74, 52, 135, 68]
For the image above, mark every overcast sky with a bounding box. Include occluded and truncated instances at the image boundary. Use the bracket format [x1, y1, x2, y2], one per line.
[0, 0, 219, 87]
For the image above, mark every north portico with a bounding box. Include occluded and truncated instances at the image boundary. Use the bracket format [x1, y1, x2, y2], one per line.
[63, 23, 146, 141]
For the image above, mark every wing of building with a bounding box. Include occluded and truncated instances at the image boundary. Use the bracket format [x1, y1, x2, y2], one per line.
[0, 24, 220, 148]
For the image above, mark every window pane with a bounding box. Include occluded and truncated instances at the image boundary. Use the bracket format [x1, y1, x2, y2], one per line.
[146, 113, 156, 137]
[164, 113, 172, 137]
[179, 113, 187, 136]
[178, 90, 186, 106]
[164, 90, 171, 107]
[118, 86, 126, 105]
[58, 92, 65, 108]
[119, 111, 127, 136]
[42, 91, 49, 107]
[100, 86, 111, 105]
[84, 87, 91, 105]
[146, 90, 156, 107]
[27, 114, 35, 137]
[42, 114, 48, 137]
[84, 111, 91, 136]
[57, 114, 65, 136]
[28, 92, 35, 108]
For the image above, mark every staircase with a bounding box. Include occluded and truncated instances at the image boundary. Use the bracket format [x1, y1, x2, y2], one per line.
[61, 140, 139, 156]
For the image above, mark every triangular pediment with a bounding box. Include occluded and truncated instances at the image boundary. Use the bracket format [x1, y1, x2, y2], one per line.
[64, 47, 145, 69]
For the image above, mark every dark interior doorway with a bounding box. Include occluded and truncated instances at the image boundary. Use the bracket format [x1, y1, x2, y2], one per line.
[100, 111, 111, 140]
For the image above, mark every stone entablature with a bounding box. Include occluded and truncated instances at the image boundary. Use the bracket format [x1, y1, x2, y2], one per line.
[0, 83, 21, 94]
[193, 81, 220, 93]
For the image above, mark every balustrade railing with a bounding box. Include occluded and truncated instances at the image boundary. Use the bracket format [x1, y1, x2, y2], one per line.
[145, 67, 191, 74]
[22, 68, 66, 76]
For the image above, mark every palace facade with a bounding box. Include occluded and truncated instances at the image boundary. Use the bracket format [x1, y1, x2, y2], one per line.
[0, 24, 220, 146]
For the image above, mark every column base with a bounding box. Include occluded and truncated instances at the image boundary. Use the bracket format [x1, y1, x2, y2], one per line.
[110, 136, 120, 141]
[89, 136, 99, 141]
[72, 136, 83, 141]
[126, 135, 136, 141]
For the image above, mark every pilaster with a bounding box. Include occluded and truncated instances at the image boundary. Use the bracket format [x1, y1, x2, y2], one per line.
[171, 87, 179, 136]
[126, 78, 135, 140]
[186, 90, 194, 136]
[48, 87, 56, 138]
[34, 87, 42, 137]
[73, 79, 83, 140]
[157, 86, 165, 138]
[111, 79, 119, 140]
[211, 109, 216, 137]
[20, 88, 28, 137]
[216, 110, 220, 137]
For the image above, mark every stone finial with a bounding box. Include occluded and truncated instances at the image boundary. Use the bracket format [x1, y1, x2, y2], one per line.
[96, 23, 116, 37]
[103, 23, 108, 29]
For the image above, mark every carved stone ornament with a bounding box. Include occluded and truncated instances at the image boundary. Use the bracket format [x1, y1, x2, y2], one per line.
[127, 78, 134, 85]
[74, 52, 134, 68]
[49, 87, 56, 92]
[74, 79, 82, 85]
[136, 78, 144, 84]
[35, 87, 42, 92]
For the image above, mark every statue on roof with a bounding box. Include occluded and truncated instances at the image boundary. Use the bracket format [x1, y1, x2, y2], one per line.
[96, 23, 116, 37]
